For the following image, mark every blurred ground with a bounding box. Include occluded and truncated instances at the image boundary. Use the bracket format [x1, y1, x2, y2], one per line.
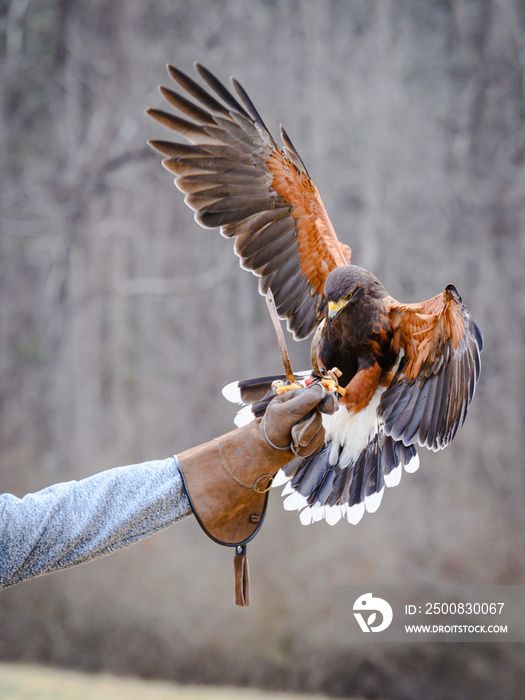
[0, 663, 342, 700]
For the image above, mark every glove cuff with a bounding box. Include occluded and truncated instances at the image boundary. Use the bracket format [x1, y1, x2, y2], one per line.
[177, 421, 294, 549]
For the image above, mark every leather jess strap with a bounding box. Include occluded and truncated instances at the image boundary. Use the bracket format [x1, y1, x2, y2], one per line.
[234, 544, 249, 606]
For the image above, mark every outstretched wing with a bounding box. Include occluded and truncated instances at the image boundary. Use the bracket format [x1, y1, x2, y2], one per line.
[380, 284, 483, 451]
[147, 63, 350, 339]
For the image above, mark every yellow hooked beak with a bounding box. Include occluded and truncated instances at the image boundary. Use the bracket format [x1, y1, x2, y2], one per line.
[328, 298, 350, 319]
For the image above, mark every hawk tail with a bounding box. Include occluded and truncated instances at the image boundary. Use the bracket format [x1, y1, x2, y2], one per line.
[274, 406, 419, 526]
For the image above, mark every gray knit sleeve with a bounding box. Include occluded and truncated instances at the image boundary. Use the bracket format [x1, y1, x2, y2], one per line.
[0, 457, 192, 588]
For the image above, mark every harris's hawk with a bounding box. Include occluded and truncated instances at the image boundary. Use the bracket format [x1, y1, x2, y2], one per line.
[148, 63, 483, 526]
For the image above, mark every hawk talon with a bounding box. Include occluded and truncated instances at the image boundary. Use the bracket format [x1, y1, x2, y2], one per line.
[271, 380, 303, 395]
[320, 369, 345, 396]
[309, 321, 344, 395]
[310, 368, 345, 396]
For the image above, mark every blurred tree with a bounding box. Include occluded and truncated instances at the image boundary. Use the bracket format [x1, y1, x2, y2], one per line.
[1, 1, 525, 698]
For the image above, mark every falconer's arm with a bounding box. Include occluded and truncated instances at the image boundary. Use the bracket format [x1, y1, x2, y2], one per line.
[0, 457, 192, 588]
[0, 384, 334, 589]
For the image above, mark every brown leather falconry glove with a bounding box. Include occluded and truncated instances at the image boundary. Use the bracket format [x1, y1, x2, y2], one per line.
[177, 383, 337, 605]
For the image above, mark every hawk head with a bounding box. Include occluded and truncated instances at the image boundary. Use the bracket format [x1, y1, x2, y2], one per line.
[324, 265, 388, 320]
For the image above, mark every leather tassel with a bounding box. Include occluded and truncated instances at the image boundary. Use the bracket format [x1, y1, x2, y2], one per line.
[234, 545, 249, 606]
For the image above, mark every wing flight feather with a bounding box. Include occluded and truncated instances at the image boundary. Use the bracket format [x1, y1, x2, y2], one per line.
[148, 62, 350, 339]
[380, 285, 483, 450]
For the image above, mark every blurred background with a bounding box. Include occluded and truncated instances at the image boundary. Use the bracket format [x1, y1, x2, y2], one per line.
[1, 1, 525, 698]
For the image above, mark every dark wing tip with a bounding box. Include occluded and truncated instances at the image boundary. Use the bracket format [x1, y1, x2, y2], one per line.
[146, 107, 175, 129]
[194, 62, 250, 117]
[167, 63, 185, 81]
[445, 283, 462, 303]
[147, 138, 164, 153]
[280, 125, 309, 175]
[471, 315, 484, 353]
[230, 76, 269, 131]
